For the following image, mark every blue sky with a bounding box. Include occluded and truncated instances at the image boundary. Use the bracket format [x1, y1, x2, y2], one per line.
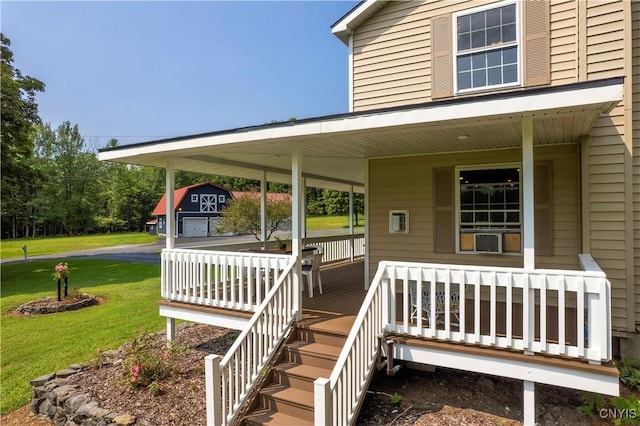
[2, 1, 358, 148]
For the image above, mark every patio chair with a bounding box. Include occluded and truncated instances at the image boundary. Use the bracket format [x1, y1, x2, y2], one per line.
[409, 282, 460, 327]
[301, 252, 323, 298]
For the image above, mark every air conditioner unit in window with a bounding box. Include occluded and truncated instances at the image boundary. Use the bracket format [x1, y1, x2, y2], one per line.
[474, 233, 502, 254]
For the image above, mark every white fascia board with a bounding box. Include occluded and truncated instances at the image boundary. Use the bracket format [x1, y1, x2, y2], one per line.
[332, 0, 385, 45]
[98, 82, 622, 163]
[392, 343, 620, 396]
[158, 305, 249, 331]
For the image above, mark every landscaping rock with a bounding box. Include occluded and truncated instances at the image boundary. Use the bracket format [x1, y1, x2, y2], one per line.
[31, 373, 55, 387]
[57, 369, 79, 379]
[30, 368, 151, 426]
[113, 414, 137, 425]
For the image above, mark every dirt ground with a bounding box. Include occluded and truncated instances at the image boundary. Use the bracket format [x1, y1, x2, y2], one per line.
[1, 323, 621, 426]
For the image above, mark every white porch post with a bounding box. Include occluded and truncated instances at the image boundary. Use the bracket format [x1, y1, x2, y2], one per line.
[349, 185, 354, 262]
[291, 143, 303, 320]
[364, 160, 370, 288]
[165, 159, 176, 342]
[302, 177, 307, 239]
[523, 380, 535, 425]
[522, 117, 535, 270]
[205, 354, 222, 426]
[260, 171, 267, 244]
[165, 158, 175, 250]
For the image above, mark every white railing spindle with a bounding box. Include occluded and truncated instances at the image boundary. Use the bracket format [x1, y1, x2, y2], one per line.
[161, 249, 290, 313]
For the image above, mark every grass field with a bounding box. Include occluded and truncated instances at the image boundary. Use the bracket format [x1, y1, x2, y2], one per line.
[306, 214, 365, 231]
[0, 259, 164, 414]
[1, 233, 158, 260]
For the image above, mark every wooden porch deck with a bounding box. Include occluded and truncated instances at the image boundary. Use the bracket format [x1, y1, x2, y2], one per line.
[297, 260, 367, 334]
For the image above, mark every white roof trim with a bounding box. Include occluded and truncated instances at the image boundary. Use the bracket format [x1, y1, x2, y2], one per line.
[332, 0, 387, 45]
[99, 81, 623, 163]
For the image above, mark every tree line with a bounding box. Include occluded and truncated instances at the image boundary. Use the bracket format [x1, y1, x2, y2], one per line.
[0, 33, 363, 239]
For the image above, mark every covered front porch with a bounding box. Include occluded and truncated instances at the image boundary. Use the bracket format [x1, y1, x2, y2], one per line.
[98, 78, 624, 425]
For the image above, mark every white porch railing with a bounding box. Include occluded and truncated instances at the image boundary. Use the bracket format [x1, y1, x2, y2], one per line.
[315, 257, 612, 425]
[303, 233, 365, 264]
[161, 249, 291, 312]
[205, 257, 298, 426]
[384, 259, 611, 363]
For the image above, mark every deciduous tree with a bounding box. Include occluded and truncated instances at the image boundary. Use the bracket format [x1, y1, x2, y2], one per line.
[0, 33, 45, 238]
[215, 192, 291, 240]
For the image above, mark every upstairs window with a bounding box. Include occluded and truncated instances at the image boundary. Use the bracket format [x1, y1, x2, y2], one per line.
[454, 1, 519, 93]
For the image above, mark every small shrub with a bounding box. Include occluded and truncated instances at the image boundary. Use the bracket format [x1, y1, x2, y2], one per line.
[390, 392, 403, 405]
[122, 331, 185, 394]
[610, 394, 640, 425]
[67, 287, 82, 298]
[579, 392, 606, 417]
[147, 380, 164, 396]
[617, 357, 640, 391]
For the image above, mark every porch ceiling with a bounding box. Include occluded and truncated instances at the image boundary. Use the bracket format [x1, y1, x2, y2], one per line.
[99, 79, 622, 191]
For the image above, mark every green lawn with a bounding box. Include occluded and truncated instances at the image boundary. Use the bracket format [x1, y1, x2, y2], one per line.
[306, 214, 365, 231]
[0, 259, 164, 415]
[1, 233, 158, 260]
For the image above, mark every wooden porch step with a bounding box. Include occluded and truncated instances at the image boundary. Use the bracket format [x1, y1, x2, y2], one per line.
[243, 408, 314, 426]
[271, 361, 333, 393]
[241, 321, 351, 426]
[284, 341, 342, 370]
[257, 384, 314, 422]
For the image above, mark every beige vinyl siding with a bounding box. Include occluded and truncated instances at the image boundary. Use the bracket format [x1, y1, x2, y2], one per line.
[585, 0, 625, 79]
[352, 0, 580, 110]
[582, 0, 629, 332]
[586, 103, 628, 331]
[368, 145, 580, 279]
[632, 0, 640, 329]
[352, 0, 496, 111]
[550, 0, 578, 84]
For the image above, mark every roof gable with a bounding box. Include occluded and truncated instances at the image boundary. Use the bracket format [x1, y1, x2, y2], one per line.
[332, 0, 388, 44]
[151, 182, 230, 216]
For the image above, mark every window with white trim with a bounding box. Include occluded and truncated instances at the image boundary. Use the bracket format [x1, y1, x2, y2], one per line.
[457, 166, 521, 253]
[454, 1, 519, 93]
[191, 194, 198, 203]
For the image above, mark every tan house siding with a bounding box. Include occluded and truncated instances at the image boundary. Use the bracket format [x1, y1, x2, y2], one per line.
[582, 0, 630, 332]
[352, 0, 580, 111]
[550, 0, 578, 84]
[368, 145, 580, 279]
[632, 0, 640, 330]
[585, 0, 625, 80]
[586, 105, 628, 332]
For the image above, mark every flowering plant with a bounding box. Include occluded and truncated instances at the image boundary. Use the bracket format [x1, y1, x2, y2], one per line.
[122, 332, 185, 395]
[52, 262, 69, 280]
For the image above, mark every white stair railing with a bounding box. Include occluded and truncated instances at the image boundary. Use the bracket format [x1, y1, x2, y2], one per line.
[205, 257, 298, 426]
[161, 249, 290, 312]
[314, 266, 389, 426]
